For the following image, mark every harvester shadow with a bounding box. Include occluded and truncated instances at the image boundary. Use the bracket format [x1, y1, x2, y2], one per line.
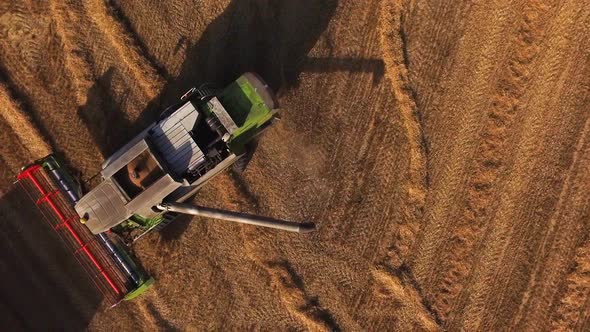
[266, 260, 341, 331]
[148, 0, 341, 106]
[80, 0, 382, 242]
[78, 0, 385, 159]
[302, 56, 385, 84]
[0, 186, 101, 330]
[77, 67, 132, 158]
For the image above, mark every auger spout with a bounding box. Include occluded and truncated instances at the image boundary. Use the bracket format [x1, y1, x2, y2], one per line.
[156, 202, 315, 233]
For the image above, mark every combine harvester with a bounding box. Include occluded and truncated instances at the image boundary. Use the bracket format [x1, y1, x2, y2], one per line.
[16, 73, 314, 306]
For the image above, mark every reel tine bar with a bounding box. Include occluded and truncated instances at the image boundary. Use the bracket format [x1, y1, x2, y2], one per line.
[17, 165, 128, 305]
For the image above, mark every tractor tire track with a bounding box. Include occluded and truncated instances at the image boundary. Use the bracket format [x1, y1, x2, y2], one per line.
[84, 0, 165, 100]
[550, 235, 590, 331]
[465, 5, 590, 330]
[400, 1, 473, 115]
[451, 3, 588, 330]
[427, 0, 553, 323]
[338, 2, 404, 262]
[406, 0, 514, 294]
[374, 3, 443, 327]
[515, 112, 590, 331]
[379, 0, 428, 267]
[299, 0, 401, 253]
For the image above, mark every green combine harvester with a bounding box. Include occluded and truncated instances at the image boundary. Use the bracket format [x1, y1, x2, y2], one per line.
[16, 73, 314, 306]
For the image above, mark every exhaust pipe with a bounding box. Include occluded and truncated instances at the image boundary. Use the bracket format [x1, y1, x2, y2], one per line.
[157, 202, 315, 233]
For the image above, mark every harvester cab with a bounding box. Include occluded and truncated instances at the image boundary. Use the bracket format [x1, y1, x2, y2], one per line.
[16, 73, 314, 306]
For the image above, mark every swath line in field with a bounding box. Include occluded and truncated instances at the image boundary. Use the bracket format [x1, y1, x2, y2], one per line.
[105, 0, 172, 81]
[84, 0, 165, 100]
[371, 267, 440, 331]
[0, 82, 51, 161]
[48, 1, 94, 107]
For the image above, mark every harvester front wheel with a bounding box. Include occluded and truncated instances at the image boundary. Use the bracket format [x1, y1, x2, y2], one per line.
[232, 141, 257, 174]
[159, 101, 183, 120]
[182, 84, 220, 102]
[232, 154, 251, 174]
[159, 84, 220, 120]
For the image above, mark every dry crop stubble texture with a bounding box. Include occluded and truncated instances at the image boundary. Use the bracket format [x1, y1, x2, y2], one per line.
[0, 0, 588, 331]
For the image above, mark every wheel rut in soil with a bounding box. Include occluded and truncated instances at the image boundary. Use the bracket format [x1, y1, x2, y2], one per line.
[427, 0, 554, 323]
[379, 0, 429, 268]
